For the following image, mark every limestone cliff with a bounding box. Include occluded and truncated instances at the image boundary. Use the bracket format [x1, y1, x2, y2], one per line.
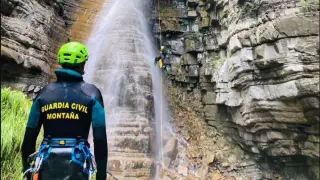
[155, 0, 319, 179]
[69, 0, 110, 42]
[1, 0, 80, 98]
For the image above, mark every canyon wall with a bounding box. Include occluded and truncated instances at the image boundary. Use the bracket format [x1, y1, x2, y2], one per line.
[1, 0, 319, 179]
[155, 0, 319, 179]
[1, 0, 79, 97]
[0, 0, 106, 98]
[69, 0, 110, 42]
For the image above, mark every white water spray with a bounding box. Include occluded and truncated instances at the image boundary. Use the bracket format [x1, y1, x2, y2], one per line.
[83, 0, 174, 179]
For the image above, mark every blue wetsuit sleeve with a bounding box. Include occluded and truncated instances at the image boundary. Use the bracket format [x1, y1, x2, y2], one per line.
[21, 97, 42, 172]
[91, 97, 108, 179]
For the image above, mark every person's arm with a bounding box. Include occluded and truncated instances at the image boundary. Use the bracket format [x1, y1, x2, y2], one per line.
[91, 92, 108, 180]
[21, 97, 42, 172]
[155, 56, 160, 64]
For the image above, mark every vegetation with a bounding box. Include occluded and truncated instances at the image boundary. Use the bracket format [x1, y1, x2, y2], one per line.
[1, 88, 41, 180]
[301, 0, 308, 7]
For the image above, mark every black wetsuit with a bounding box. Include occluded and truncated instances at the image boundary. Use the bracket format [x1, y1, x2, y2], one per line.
[21, 68, 108, 180]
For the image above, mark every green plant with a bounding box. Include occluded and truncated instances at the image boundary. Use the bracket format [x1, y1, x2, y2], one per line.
[300, 0, 309, 9]
[160, 8, 168, 13]
[181, 19, 190, 25]
[1, 88, 42, 180]
[301, 0, 308, 5]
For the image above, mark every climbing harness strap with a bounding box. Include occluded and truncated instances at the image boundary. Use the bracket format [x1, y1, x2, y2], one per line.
[23, 137, 95, 179]
[23, 144, 49, 179]
[71, 143, 95, 175]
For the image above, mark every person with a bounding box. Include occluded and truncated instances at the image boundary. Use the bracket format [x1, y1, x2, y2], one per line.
[21, 41, 108, 180]
[155, 46, 167, 70]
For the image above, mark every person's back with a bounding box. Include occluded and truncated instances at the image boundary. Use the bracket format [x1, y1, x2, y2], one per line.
[21, 42, 108, 180]
[38, 72, 102, 138]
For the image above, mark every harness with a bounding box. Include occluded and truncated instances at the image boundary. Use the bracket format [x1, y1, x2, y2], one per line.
[23, 137, 95, 179]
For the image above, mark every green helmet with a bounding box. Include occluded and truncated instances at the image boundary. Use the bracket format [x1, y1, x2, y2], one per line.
[58, 41, 89, 65]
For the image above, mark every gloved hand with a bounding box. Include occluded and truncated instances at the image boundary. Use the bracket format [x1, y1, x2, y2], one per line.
[96, 172, 107, 180]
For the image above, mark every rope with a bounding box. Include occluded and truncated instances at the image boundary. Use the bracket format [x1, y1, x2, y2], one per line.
[157, 0, 162, 45]
[160, 71, 164, 169]
[156, 0, 165, 173]
[107, 171, 119, 180]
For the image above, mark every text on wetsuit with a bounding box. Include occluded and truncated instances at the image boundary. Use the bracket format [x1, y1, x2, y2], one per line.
[41, 102, 88, 120]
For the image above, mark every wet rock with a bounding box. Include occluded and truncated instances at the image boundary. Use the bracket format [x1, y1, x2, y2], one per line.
[156, 0, 320, 179]
[163, 137, 178, 160]
[195, 164, 208, 179]
[163, 156, 173, 168]
[185, 36, 204, 52]
[237, 31, 252, 47]
[160, 17, 185, 32]
[203, 105, 218, 120]
[143, 127, 153, 134]
[186, 149, 197, 159]
[168, 38, 185, 55]
[202, 91, 216, 105]
[227, 154, 237, 164]
[256, 22, 281, 44]
[217, 30, 229, 47]
[204, 153, 216, 164]
[34, 86, 41, 93]
[1, 0, 79, 88]
[274, 15, 319, 37]
[212, 171, 223, 180]
[177, 165, 188, 176]
[188, 65, 199, 77]
[188, 11, 197, 17]
[228, 35, 242, 54]
[201, 17, 210, 28]
[204, 34, 219, 51]
[181, 53, 197, 65]
[27, 85, 35, 92]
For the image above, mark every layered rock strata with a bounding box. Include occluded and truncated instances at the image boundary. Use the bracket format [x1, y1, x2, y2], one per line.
[155, 0, 319, 179]
[69, 0, 110, 42]
[1, 0, 82, 97]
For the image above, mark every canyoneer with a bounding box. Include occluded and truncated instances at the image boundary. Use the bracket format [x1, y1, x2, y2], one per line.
[155, 46, 167, 71]
[21, 41, 108, 180]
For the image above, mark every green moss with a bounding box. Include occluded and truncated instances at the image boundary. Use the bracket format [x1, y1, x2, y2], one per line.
[159, 7, 181, 17]
[171, 64, 181, 75]
[181, 19, 190, 25]
[308, 135, 320, 143]
[212, 57, 227, 70]
[231, 145, 244, 158]
[160, 8, 168, 13]
[300, 0, 308, 7]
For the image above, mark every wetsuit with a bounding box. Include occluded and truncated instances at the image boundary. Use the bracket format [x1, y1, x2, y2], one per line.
[155, 50, 167, 68]
[21, 68, 108, 180]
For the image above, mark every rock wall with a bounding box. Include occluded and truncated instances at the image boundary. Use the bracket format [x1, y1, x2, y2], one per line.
[69, 0, 110, 42]
[155, 0, 319, 179]
[1, 0, 81, 98]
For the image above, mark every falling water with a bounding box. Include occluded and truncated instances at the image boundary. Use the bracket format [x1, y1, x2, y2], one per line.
[83, 0, 174, 179]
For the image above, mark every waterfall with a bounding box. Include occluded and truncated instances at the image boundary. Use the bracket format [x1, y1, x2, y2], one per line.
[83, 0, 174, 179]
